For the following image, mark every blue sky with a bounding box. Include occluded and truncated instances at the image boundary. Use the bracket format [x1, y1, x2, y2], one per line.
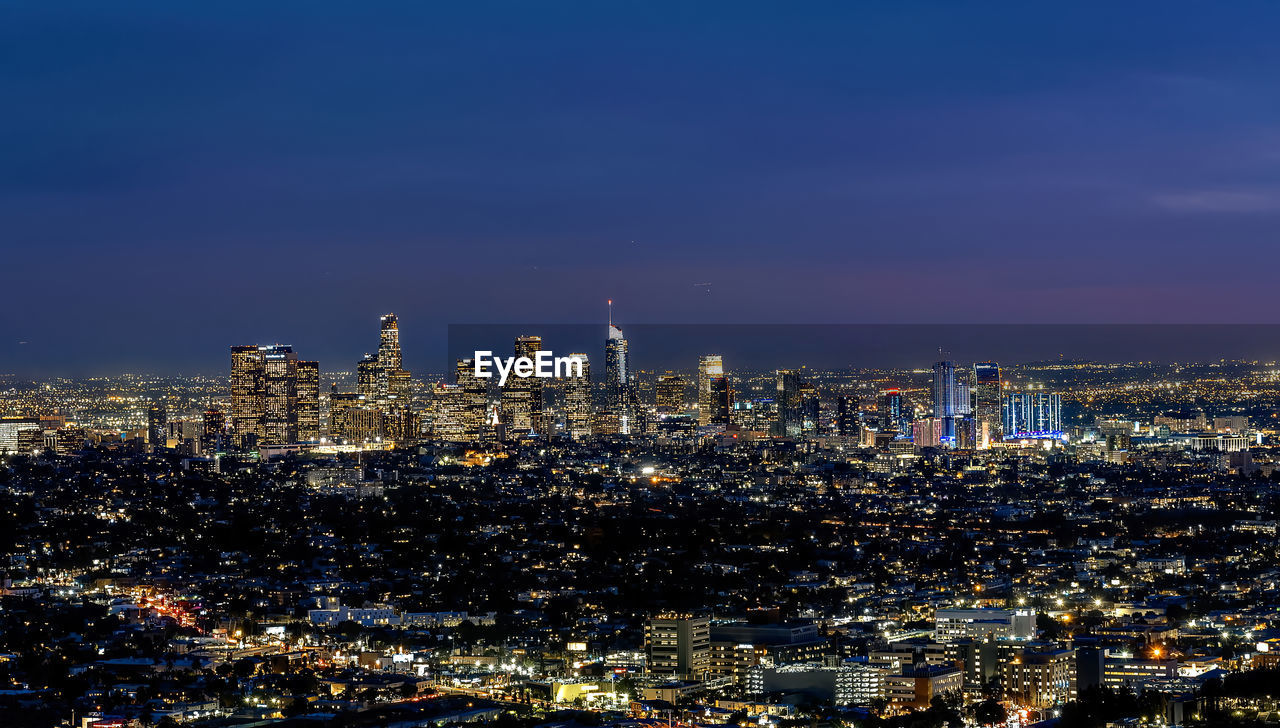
[4, 2, 1280, 374]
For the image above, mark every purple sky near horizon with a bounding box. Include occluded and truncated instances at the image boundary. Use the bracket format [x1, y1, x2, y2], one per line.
[5, 1, 1280, 375]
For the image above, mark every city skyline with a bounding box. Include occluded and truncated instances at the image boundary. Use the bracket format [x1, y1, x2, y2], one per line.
[5, 6, 1280, 727]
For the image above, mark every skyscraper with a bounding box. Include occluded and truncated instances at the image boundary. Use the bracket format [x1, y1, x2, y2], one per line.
[260, 345, 299, 446]
[774, 369, 803, 437]
[883, 388, 911, 436]
[502, 335, 545, 436]
[656, 372, 686, 415]
[707, 376, 732, 426]
[348, 314, 414, 442]
[931, 359, 970, 444]
[201, 408, 226, 453]
[455, 357, 489, 441]
[563, 353, 591, 439]
[229, 344, 313, 447]
[147, 404, 167, 450]
[296, 360, 320, 441]
[378, 313, 402, 371]
[837, 395, 859, 437]
[604, 301, 632, 434]
[697, 355, 724, 426]
[973, 362, 1002, 448]
[230, 345, 265, 448]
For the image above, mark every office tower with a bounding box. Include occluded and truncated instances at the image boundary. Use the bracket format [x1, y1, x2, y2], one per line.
[774, 369, 803, 437]
[455, 357, 488, 441]
[645, 614, 711, 679]
[502, 335, 545, 436]
[378, 313, 402, 371]
[229, 344, 309, 447]
[357, 313, 412, 405]
[973, 362, 1002, 448]
[147, 404, 167, 450]
[260, 345, 299, 445]
[230, 345, 265, 448]
[201, 409, 226, 453]
[604, 302, 632, 434]
[837, 395, 859, 437]
[296, 360, 320, 441]
[357, 354, 380, 399]
[883, 388, 911, 435]
[707, 375, 732, 426]
[932, 359, 970, 444]
[329, 392, 383, 443]
[563, 353, 591, 439]
[656, 372, 685, 415]
[1003, 392, 1063, 439]
[799, 381, 820, 435]
[344, 314, 414, 441]
[697, 355, 724, 426]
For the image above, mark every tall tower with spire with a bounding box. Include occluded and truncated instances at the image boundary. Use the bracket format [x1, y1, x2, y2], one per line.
[604, 300, 632, 434]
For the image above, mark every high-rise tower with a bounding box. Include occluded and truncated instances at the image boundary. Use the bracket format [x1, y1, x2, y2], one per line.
[502, 335, 545, 436]
[230, 344, 313, 447]
[973, 362, 1002, 448]
[563, 353, 592, 439]
[697, 355, 724, 426]
[378, 313, 402, 371]
[604, 300, 632, 434]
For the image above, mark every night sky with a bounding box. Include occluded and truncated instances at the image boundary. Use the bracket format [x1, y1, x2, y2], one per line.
[6, 2, 1280, 375]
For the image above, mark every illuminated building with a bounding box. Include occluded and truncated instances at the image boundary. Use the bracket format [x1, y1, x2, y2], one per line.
[656, 372, 685, 414]
[707, 375, 732, 426]
[645, 614, 711, 679]
[799, 381, 819, 435]
[773, 370, 805, 437]
[1002, 648, 1076, 708]
[329, 392, 383, 443]
[260, 345, 299, 445]
[1213, 415, 1248, 433]
[357, 355, 379, 399]
[934, 608, 1036, 642]
[230, 345, 264, 448]
[884, 664, 963, 710]
[604, 303, 632, 434]
[0, 417, 40, 454]
[458, 357, 489, 440]
[913, 417, 945, 449]
[883, 388, 911, 436]
[201, 409, 226, 453]
[837, 395, 859, 437]
[296, 359, 320, 441]
[1003, 392, 1063, 439]
[931, 359, 969, 444]
[147, 404, 167, 450]
[698, 355, 724, 426]
[378, 313, 402, 371]
[563, 353, 591, 439]
[501, 335, 544, 436]
[165, 419, 202, 455]
[230, 344, 312, 447]
[972, 362, 1001, 448]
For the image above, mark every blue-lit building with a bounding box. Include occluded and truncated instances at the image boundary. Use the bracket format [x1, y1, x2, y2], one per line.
[1003, 392, 1063, 439]
[932, 360, 971, 444]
